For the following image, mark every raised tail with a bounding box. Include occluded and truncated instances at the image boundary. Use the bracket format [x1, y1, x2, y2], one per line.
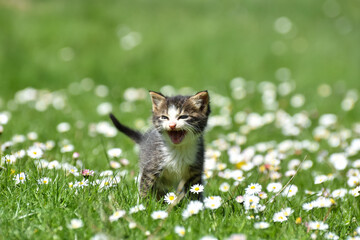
[109, 113, 143, 144]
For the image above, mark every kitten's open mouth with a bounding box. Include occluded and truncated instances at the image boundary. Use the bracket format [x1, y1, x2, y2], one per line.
[167, 130, 187, 144]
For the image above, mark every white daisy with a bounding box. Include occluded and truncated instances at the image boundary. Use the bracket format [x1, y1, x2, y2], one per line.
[174, 226, 186, 237]
[282, 185, 298, 197]
[151, 210, 168, 220]
[245, 183, 262, 195]
[254, 221, 270, 229]
[273, 212, 288, 222]
[164, 192, 177, 205]
[204, 196, 222, 210]
[38, 177, 51, 185]
[14, 172, 27, 184]
[27, 147, 43, 159]
[308, 221, 328, 231]
[109, 210, 126, 222]
[107, 148, 122, 158]
[266, 182, 282, 193]
[219, 182, 230, 192]
[324, 232, 339, 240]
[314, 175, 329, 184]
[129, 204, 145, 214]
[2, 155, 16, 164]
[190, 184, 204, 194]
[67, 218, 84, 229]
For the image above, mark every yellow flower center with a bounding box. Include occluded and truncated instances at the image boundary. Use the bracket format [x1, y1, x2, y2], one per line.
[19, 177, 24, 180]
[195, 187, 199, 191]
[251, 186, 255, 190]
[169, 196, 174, 201]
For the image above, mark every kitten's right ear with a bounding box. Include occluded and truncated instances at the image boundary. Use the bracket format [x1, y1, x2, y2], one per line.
[149, 91, 166, 112]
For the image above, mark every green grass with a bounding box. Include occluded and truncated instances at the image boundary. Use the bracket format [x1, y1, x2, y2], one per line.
[0, 0, 360, 239]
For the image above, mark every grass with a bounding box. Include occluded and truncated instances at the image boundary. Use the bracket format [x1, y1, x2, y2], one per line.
[0, 0, 360, 239]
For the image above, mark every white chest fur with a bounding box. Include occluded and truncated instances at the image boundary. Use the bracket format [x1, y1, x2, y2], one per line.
[159, 141, 198, 190]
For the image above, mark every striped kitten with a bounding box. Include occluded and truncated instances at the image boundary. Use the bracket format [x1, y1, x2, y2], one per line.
[110, 90, 210, 200]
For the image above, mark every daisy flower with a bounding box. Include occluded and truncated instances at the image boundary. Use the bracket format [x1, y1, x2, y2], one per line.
[204, 196, 222, 210]
[331, 188, 347, 198]
[57, 122, 71, 133]
[235, 196, 244, 203]
[308, 221, 329, 231]
[109, 210, 126, 222]
[27, 147, 43, 159]
[81, 169, 94, 177]
[313, 197, 332, 208]
[350, 186, 360, 197]
[14, 150, 26, 159]
[324, 232, 339, 240]
[74, 179, 89, 188]
[129, 222, 137, 229]
[273, 212, 288, 222]
[182, 201, 204, 219]
[68, 166, 80, 176]
[60, 144, 74, 153]
[98, 178, 114, 190]
[190, 184, 204, 194]
[219, 182, 230, 192]
[129, 204, 145, 214]
[2, 155, 16, 164]
[48, 160, 61, 169]
[151, 210, 168, 220]
[67, 218, 84, 229]
[164, 192, 177, 205]
[254, 221, 270, 229]
[174, 226, 186, 237]
[258, 192, 268, 199]
[245, 183, 262, 195]
[282, 185, 298, 197]
[110, 161, 121, 169]
[14, 172, 27, 184]
[243, 195, 260, 206]
[38, 177, 51, 185]
[314, 175, 329, 184]
[302, 202, 314, 211]
[107, 148, 122, 158]
[281, 207, 294, 217]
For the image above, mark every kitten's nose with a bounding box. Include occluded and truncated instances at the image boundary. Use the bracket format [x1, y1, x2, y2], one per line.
[169, 122, 176, 130]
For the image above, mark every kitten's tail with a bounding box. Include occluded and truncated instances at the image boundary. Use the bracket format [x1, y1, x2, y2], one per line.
[109, 113, 143, 144]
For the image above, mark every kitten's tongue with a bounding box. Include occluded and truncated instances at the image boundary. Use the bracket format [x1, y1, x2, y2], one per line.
[167, 130, 186, 144]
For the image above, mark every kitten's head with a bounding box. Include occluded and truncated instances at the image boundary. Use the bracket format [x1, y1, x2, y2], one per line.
[149, 90, 211, 145]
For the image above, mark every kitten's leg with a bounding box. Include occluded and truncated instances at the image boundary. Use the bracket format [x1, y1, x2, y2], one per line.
[185, 169, 204, 201]
[139, 171, 159, 198]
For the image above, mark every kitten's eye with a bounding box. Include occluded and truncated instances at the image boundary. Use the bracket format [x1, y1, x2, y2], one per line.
[178, 115, 189, 120]
[160, 115, 169, 120]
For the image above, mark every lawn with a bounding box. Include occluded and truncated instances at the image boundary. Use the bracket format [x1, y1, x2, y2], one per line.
[0, 0, 359, 239]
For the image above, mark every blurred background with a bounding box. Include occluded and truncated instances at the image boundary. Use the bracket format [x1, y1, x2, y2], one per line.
[0, 0, 359, 167]
[1, 0, 359, 96]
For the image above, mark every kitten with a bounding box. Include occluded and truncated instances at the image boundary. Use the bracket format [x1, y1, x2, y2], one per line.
[109, 90, 210, 200]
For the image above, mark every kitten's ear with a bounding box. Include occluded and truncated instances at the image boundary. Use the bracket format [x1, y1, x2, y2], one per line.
[189, 90, 210, 114]
[149, 91, 166, 112]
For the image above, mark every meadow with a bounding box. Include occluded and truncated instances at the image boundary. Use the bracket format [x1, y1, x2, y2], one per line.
[0, 0, 360, 239]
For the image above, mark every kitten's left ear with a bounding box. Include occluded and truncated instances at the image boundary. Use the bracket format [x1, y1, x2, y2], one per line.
[189, 90, 210, 114]
[149, 91, 166, 112]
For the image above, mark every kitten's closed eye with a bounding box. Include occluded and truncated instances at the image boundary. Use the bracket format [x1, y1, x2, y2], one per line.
[160, 115, 169, 120]
[178, 115, 189, 120]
